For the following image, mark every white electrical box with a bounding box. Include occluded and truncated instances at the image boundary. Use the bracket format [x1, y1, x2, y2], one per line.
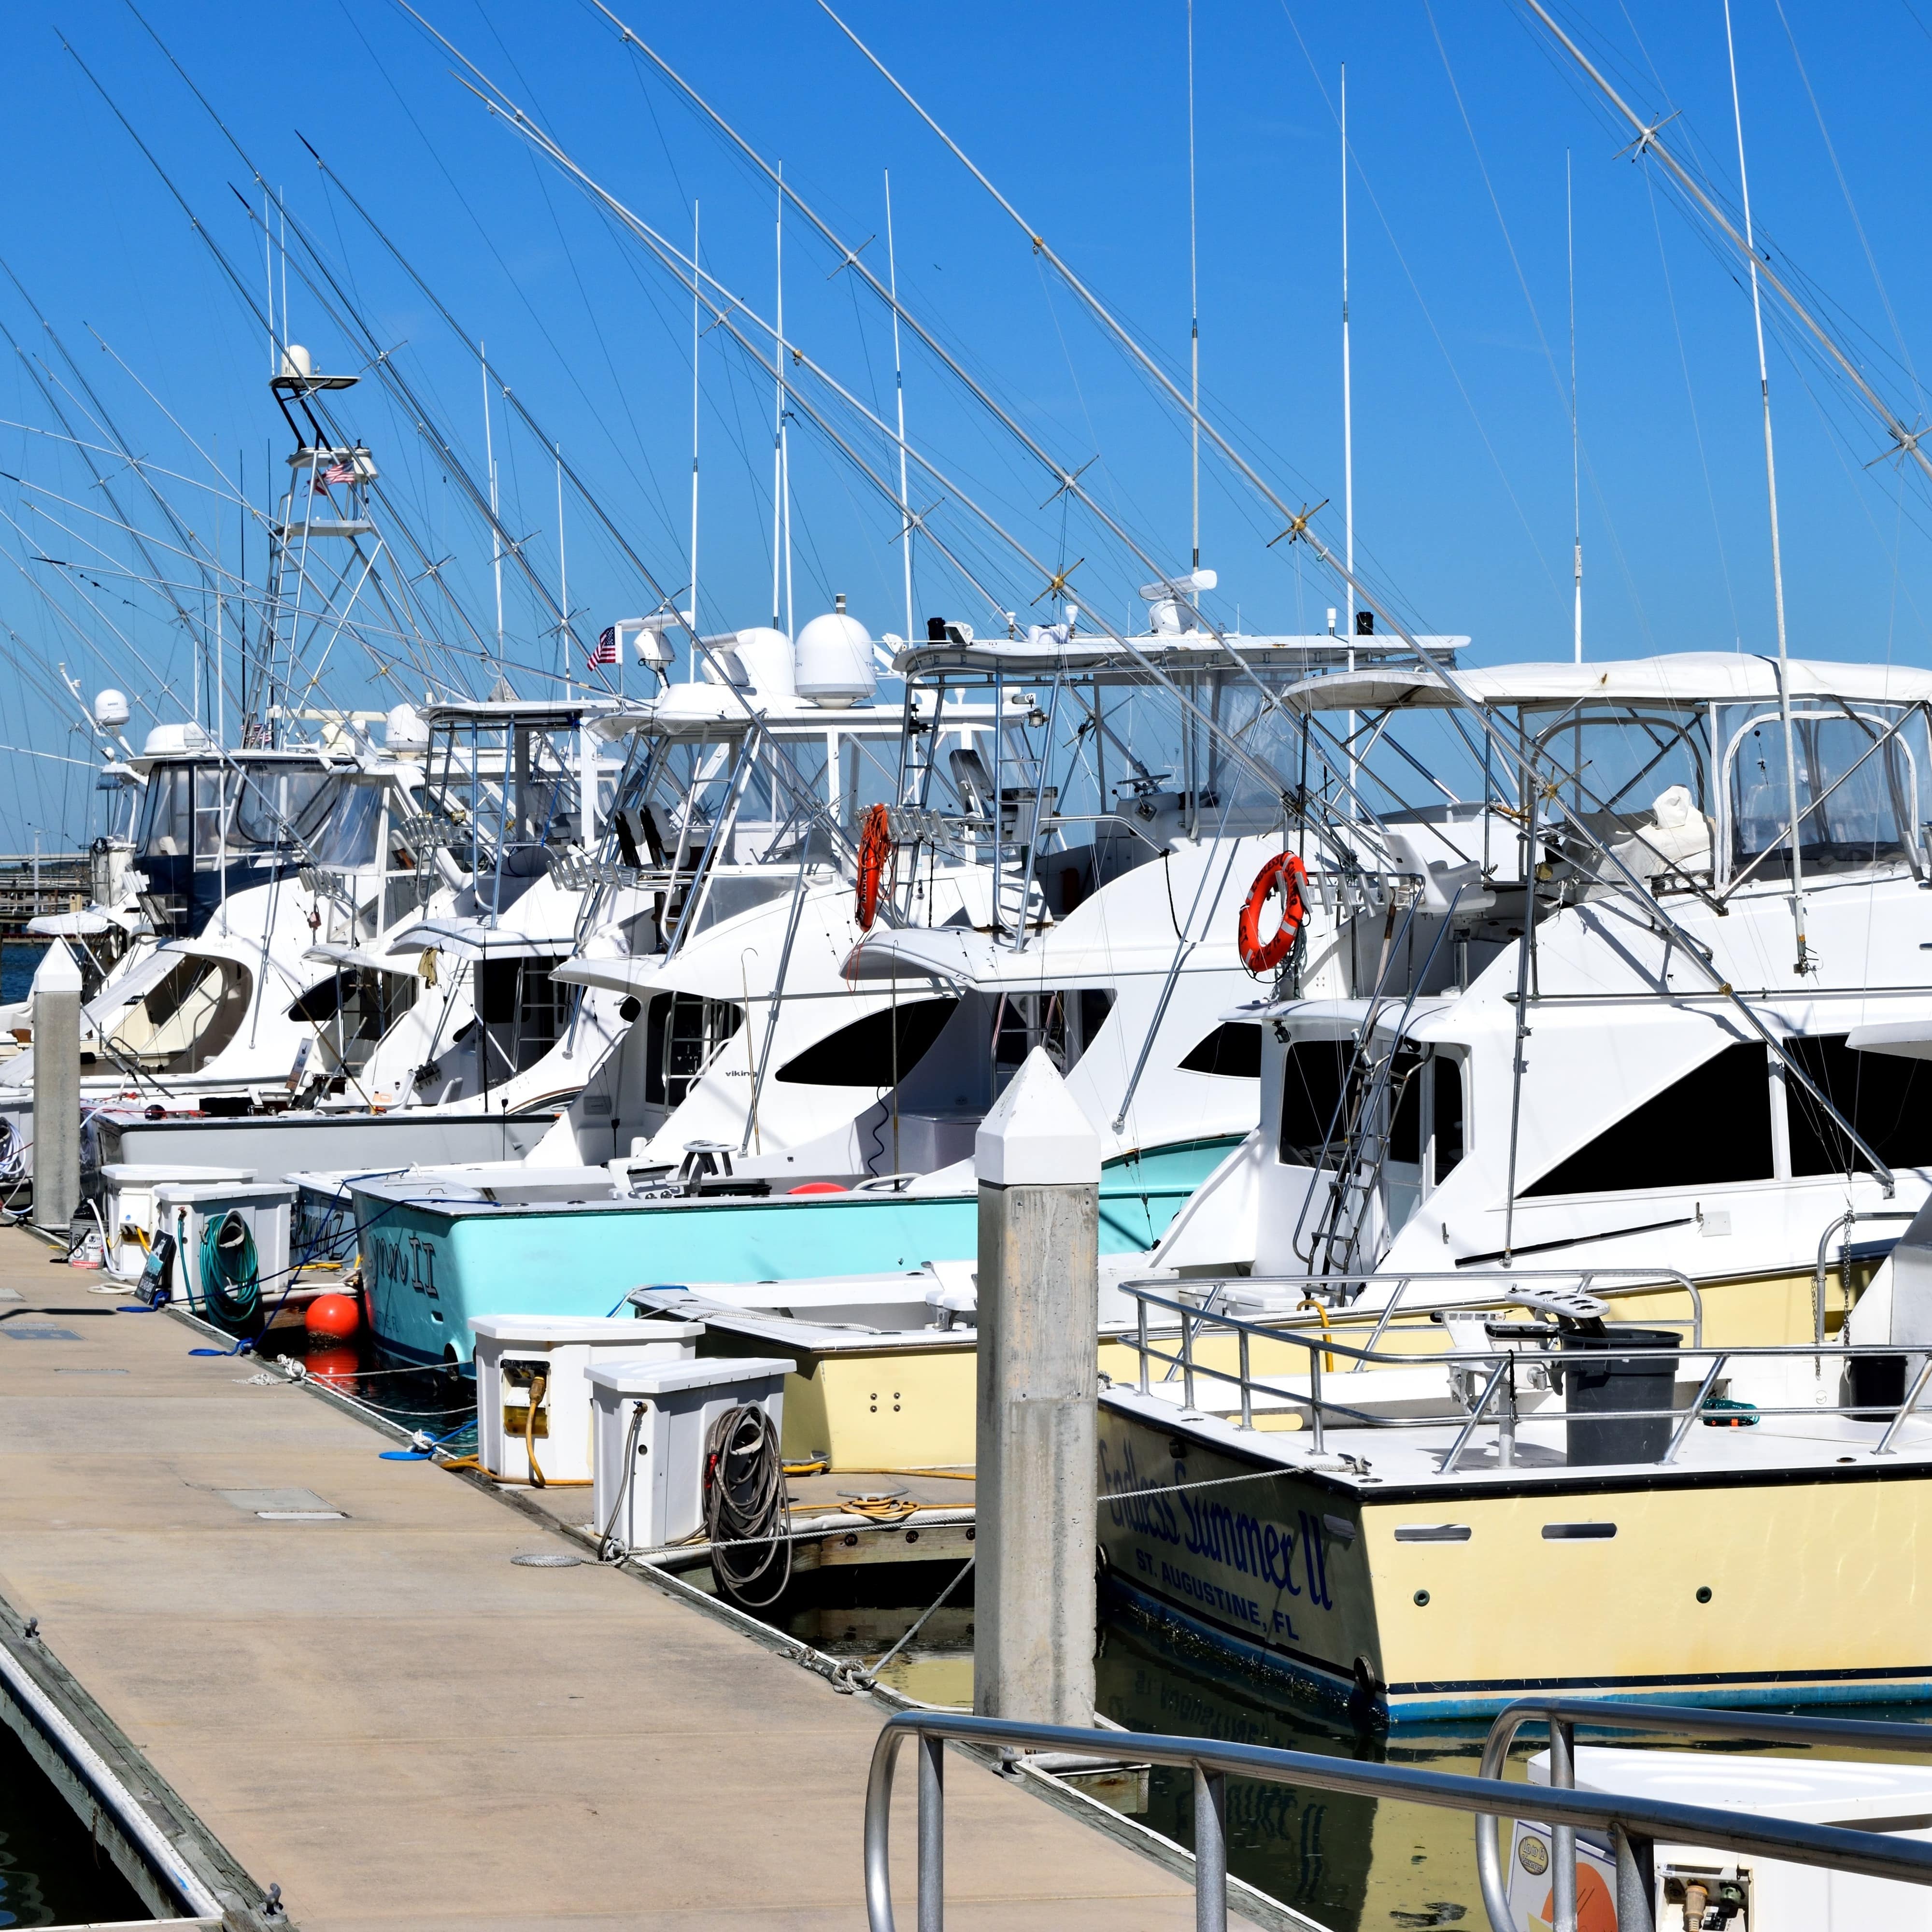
[589, 1355, 794, 1553]
[100, 1164, 256, 1279]
[152, 1181, 295, 1316]
[469, 1315, 703, 1485]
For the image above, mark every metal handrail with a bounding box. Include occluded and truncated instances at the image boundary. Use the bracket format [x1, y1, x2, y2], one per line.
[1475, 1696, 1932, 1932]
[864, 1707, 1932, 1932]
[1127, 1267, 1707, 1353]
[1814, 1209, 1917, 1347]
[1117, 1280, 1932, 1445]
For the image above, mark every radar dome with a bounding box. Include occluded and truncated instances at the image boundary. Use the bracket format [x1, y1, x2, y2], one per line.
[279, 343, 313, 381]
[384, 703, 429, 753]
[793, 596, 876, 709]
[92, 688, 130, 730]
[732, 626, 796, 698]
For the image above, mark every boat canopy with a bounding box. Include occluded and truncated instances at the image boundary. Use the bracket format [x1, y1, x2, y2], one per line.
[896, 632, 1467, 683]
[1277, 653, 1932, 714]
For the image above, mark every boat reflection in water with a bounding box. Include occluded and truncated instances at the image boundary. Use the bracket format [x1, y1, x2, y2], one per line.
[1095, 1603, 1491, 1932]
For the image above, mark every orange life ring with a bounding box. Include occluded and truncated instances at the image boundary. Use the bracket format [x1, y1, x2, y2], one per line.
[855, 803, 895, 930]
[1238, 852, 1309, 975]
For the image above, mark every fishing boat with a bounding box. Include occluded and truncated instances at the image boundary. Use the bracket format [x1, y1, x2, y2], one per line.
[1094, 1273, 1932, 1722]
[1138, 654, 1932, 1350]
[345, 610, 1458, 1363]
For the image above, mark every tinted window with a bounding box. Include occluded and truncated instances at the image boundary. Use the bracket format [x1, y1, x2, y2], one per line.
[645, 993, 745, 1106]
[1787, 1034, 1932, 1175]
[777, 997, 958, 1087]
[1279, 1040, 1352, 1167]
[1434, 1056, 1465, 1179]
[1523, 1042, 1772, 1197]
[1180, 1022, 1262, 1080]
[1387, 1047, 1422, 1165]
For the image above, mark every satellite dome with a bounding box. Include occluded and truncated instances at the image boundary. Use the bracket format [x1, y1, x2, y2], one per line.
[279, 343, 313, 381]
[793, 596, 876, 709]
[93, 688, 130, 730]
[732, 626, 797, 698]
[384, 703, 429, 753]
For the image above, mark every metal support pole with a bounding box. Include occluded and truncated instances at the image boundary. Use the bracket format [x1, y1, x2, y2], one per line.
[1612, 1824, 1654, 1932]
[917, 1732, 944, 1932]
[1193, 1766, 1228, 1932]
[1550, 1719, 1577, 1932]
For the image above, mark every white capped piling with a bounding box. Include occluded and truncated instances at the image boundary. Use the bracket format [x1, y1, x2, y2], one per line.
[31, 939, 82, 1237]
[973, 1046, 1100, 1725]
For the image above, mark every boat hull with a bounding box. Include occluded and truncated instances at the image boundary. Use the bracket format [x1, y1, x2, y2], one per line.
[356, 1139, 1233, 1364]
[1096, 1395, 1932, 1720]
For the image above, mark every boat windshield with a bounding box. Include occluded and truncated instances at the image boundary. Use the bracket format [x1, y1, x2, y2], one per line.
[1720, 705, 1925, 878]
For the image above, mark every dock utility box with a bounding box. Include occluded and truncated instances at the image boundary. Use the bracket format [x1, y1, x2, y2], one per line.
[151, 1181, 295, 1316]
[470, 1315, 703, 1486]
[589, 1357, 794, 1553]
[99, 1164, 256, 1280]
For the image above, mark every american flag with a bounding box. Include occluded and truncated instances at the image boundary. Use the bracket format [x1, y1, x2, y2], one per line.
[589, 626, 619, 667]
[311, 460, 355, 490]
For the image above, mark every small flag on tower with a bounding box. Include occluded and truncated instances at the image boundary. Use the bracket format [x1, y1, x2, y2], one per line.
[589, 626, 619, 667]
[311, 460, 355, 490]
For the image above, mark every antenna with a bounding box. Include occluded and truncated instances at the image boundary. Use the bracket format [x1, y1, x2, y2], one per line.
[556, 440, 568, 683]
[1568, 149, 1581, 665]
[689, 197, 701, 645]
[262, 189, 275, 374]
[773, 165, 795, 641]
[1340, 63, 1354, 652]
[886, 168, 913, 647]
[483, 341, 503, 669]
[1187, 0, 1200, 572]
[1724, 0, 1807, 973]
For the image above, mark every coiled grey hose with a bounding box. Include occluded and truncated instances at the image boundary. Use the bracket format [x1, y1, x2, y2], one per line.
[703, 1403, 792, 1609]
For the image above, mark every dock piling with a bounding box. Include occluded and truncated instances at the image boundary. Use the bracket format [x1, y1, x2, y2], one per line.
[972, 1047, 1100, 1726]
[30, 940, 81, 1236]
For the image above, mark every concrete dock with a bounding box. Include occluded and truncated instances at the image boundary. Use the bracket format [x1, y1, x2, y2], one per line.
[0, 1229, 1250, 1929]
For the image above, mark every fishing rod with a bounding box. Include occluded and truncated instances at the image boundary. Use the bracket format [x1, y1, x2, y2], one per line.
[1516, 0, 1932, 484]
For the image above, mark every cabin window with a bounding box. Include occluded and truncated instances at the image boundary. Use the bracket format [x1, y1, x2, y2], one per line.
[137, 767, 191, 857]
[1521, 1042, 1773, 1197]
[1180, 1021, 1262, 1080]
[776, 998, 959, 1087]
[1386, 1047, 1423, 1164]
[1279, 1039, 1352, 1167]
[1785, 1033, 1932, 1175]
[1726, 711, 1918, 878]
[643, 992, 744, 1107]
[1433, 1055, 1465, 1180]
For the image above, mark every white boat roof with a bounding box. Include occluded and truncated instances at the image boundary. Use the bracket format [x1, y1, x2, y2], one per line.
[1278, 652, 1932, 713]
[896, 632, 1466, 682]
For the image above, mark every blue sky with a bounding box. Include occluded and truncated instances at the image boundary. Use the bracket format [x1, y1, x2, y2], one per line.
[3, 0, 1932, 848]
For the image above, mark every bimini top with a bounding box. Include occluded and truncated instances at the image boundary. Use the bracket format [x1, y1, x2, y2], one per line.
[1277, 653, 1932, 714]
[420, 698, 620, 730]
[895, 631, 1466, 683]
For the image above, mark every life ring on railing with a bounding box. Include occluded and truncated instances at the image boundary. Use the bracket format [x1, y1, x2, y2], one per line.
[1237, 851, 1309, 976]
[855, 803, 895, 931]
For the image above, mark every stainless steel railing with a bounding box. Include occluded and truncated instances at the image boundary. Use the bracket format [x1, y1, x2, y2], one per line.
[864, 1706, 1932, 1932]
[1118, 1280, 1932, 1460]
[1475, 1696, 1932, 1932]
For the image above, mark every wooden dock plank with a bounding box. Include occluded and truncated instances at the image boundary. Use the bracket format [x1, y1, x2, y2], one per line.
[0, 1233, 1238, 1929]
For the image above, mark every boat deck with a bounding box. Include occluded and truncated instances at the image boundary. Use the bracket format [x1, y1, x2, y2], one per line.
[0, 1229, 1236, 1930]
[1104, 1371, 1932, 1491]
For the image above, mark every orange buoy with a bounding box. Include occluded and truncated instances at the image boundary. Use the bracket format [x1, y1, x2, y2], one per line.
[304, 1346, 359, 1384]
[305, 1292, 362, 1343]
[787, 1181, 847, 1195]
[1237, 852, 1310, 976]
